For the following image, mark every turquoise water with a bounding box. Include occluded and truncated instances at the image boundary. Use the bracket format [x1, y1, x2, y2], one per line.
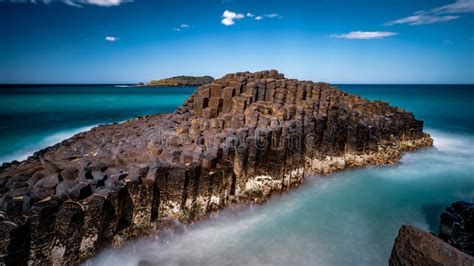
[1, 85, 473, 265]
[0, 85, 195, 163]
[339, 85, 474, 134]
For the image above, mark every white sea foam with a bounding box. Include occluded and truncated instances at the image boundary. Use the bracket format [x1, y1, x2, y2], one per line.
[114, 85, 134, 88]
[0, 125, 96, 164]
[374, 129, 473, 181]
[89, 197, 331, 266]
[429, 128, 474, 155]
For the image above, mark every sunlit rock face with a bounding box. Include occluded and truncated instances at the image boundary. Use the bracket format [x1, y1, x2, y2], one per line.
[0, 70, 432, 264]
[389, 225, 474, 266]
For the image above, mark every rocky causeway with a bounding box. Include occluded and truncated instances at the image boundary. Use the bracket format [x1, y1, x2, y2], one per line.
[0, 70, 434, 265]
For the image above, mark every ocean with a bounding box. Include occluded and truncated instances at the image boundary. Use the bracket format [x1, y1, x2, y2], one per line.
[0, 85, 195, 163]
[1, 84, 473, 266]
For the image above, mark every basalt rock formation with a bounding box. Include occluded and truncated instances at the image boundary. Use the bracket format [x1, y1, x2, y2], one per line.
[0, 70, 432, 264]
[145, 75, 214, 86]
[389, 225, 474, 266]
[440, 201, 474, 256]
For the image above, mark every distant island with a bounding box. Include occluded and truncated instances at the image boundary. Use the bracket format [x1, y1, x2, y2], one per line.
[139, 75, 214, 87]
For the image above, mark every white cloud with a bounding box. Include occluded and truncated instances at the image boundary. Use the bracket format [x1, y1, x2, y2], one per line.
[80, 0, 129, 6]
[255, 13, 280, 21]
[331, 31, 398, 39]
[6, 0, 132, 7]
[172, 24, 191, 32]
[264, 13, 278, 18]
[386, 0, 473, 26]
[221, 10, 280, 25]
[385, 14, 459, 25]
[433, 0, 474, 14]
[105, 36, 118, 41]
[221, 10, 245, 26]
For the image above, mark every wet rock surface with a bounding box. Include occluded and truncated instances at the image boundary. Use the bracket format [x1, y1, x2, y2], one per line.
[0, 70, 432, 264]
[389, 225, 474, 266]
[390, 201, 474, 265]
[440, 201, 474, 256]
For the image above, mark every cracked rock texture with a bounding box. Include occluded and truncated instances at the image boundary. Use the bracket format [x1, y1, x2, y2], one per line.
[390, 225, 474, 266]
[0, 70, 432, 264]
[440, 201, 474, 256]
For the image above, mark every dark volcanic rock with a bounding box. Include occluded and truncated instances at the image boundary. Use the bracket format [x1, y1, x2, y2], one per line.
[440, 201, 474, 256]
[34, 173, 60, 189]
[55, 180, 79, 198]
[68, 182, 93, 200]
[0, 70, 433, 264]
[389, 225, 473, 266]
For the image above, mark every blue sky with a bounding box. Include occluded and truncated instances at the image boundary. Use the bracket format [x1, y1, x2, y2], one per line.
[0, 0, 473, 84]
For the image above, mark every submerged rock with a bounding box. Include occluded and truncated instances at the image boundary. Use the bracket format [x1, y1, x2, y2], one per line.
[0, 70, 432, 264]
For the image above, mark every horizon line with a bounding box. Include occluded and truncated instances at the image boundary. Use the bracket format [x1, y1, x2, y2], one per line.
[1, 83, 473, 87]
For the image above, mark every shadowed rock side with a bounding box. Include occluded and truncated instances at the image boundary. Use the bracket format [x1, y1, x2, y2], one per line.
[389, 225, 474, 266]
[0, 70, 432, 264]
[440, 201, 474, 256]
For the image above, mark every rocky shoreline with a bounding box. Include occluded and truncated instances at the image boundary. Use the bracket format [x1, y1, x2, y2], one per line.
[0, 70, 433, 265]
[390, 201, 474, 265]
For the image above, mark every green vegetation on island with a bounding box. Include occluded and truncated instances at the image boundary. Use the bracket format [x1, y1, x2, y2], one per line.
[141, 75, 214, 87]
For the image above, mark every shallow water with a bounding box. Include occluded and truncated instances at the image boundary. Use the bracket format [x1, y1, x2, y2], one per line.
[0, 84, 472, 265]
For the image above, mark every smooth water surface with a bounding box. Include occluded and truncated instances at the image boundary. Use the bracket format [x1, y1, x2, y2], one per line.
[0, 85, 195, 163]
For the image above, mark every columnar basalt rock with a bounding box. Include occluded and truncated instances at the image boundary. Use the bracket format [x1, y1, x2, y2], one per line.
[0, 70, 432, 264]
